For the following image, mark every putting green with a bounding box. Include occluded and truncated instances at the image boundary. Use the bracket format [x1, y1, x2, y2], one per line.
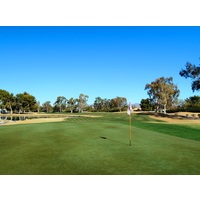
[0, 113, 199, 175]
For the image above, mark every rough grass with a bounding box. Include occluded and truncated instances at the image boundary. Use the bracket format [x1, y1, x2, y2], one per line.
[0, 113, 199, 175]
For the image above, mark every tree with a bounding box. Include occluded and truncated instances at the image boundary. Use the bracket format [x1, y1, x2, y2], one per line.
[185, 95, 200, 105]
[42, 101, 52, 113]
[0, 89, 16, 114]
[0, 89, 9, 108]
[24, 92, 37, 112]
[15, 93, 24, 113]
[140, 98, 153, 111]
[184, 95, 200, 112]
[77, 93, 89, 113]
[15, 92, 37, 113]
[103, 98, 111, 112]
[36, 101, 40, 113]
[114, 97, 127, 112]
[54, 96, 67, 113]
[109, 98, 119, 111]
[67, 98, 78, 113]
[179, 61, 200, 92]
[94, 97, 104, 112]
[6, 93, 16, 114]
[145, 77, 180, 113]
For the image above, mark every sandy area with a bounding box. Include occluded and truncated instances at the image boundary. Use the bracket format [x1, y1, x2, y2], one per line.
[0, 114, 102, 126]
[149, 115, 200, 124]
[2, 118, 65, 126]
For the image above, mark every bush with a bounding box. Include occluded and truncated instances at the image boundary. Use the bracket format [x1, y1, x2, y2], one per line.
[167, 108, 184, 113]
[191, 114, 196, 118]
[167, 106, 200, 113]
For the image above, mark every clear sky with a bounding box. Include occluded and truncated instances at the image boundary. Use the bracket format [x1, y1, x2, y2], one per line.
[0, 26, 200, 105]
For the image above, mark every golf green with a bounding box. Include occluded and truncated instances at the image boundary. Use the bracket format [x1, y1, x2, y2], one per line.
[0, 113, 199, 175]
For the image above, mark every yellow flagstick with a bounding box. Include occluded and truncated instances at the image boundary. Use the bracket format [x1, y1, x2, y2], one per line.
[127, 102, 132, 146]
[129, 111, 132, 146]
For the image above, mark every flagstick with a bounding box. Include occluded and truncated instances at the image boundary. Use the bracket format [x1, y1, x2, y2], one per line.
[129, 112, 132, 146]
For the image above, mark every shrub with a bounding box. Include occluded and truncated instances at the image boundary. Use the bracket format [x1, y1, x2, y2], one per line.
[191, 114, 196, 118]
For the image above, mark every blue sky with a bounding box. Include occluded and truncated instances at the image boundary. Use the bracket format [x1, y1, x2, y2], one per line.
[0, 26, 200, 105]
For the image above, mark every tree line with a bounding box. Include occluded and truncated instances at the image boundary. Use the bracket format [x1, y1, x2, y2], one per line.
[0, 92, 90, 114]
[140, 95, 200, 112]
[0, 90, 128, 114]
[41, 95, 129, 113]
[1, 59, 200, 114]
[0, 91, 38, 114]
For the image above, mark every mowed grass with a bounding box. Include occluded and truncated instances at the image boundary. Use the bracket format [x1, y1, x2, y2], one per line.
[0, 113, 199, 175]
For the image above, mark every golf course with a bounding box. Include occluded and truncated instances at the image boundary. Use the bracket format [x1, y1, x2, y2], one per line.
[0, 112, 199, 175]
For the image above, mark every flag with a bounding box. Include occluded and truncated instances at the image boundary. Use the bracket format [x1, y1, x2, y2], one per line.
[127, 102, 132, 115]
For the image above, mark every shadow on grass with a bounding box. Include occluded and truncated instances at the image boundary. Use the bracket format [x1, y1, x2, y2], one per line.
[100, 136, 128, 146]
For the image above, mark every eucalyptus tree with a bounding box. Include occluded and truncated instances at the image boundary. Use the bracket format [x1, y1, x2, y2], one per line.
[114, 97, 127, 112]
[36, 101, 40, 113]
[42, 101, 52, 113]
[0, 89, 16, 114]
[180, 61, 200, 92]
[109, 98, 118, 111]
[67, 98, 78, 113]
[54, 96, 67, 113]
[6, 93, 16, 114]
[94, 97, 104, 112]
[145, 77, 180, 113]
[77, 93, 89, 113]
[103, 98, 111, 112]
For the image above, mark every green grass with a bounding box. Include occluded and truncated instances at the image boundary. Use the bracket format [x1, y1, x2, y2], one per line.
[133, 114, 200, 141]
[0, 113, 199, 175]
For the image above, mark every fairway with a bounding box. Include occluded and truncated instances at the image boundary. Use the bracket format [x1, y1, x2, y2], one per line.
[0, 113, 200, 175]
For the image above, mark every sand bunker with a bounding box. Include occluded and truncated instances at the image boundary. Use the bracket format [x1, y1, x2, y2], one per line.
[0, 114, 102, 126]
[2, 118, 65, 126]
[149, 114, 200, 124]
